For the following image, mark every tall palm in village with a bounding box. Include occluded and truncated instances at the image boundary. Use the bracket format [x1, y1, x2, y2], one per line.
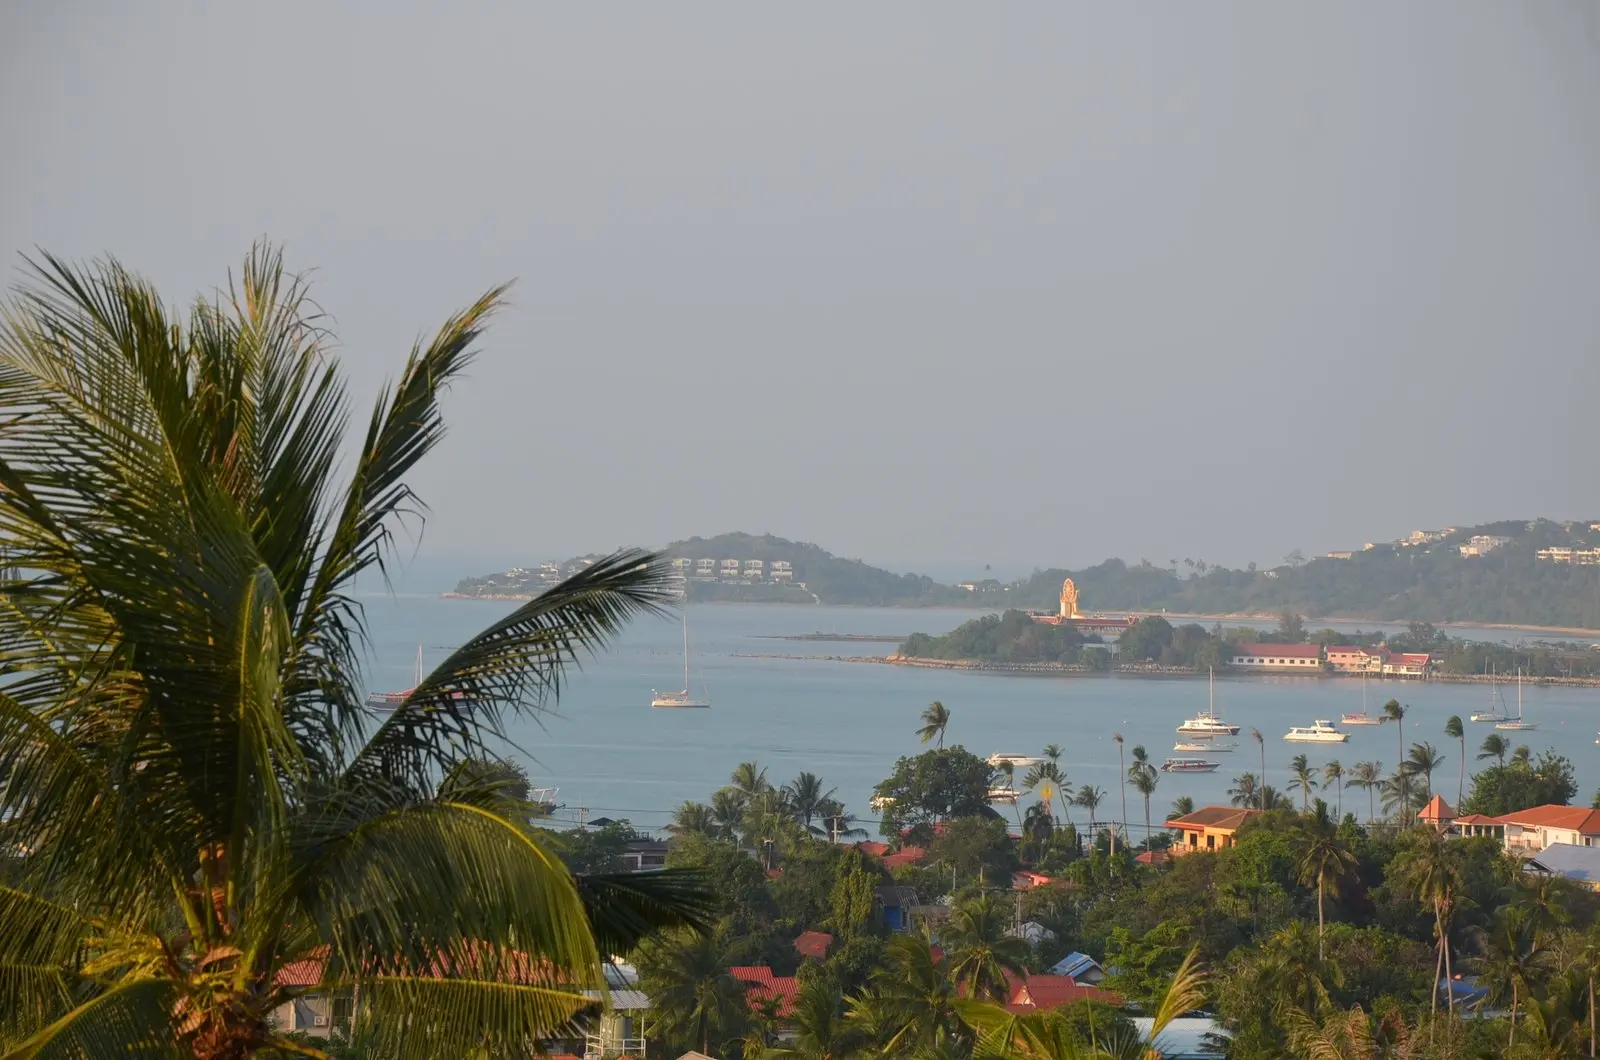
[0, 247, 706, 1058]
[918, 701, 951, 747]
[669, 801, 719, 838]
[1251, 727, 1267, 810]
[639, 930, 752, 1057]
[1444, 715, 1465, 807]
[1479, 906, 1544, 1051]
[1322, 760, 1345, 819]
[1171, 795, 1195, 818]
[1112, 733, 1127, 857]
[1394, 828, 1462, 1021]
[731, 761, 773, 802]
[1382, 699, 1408, 815]
[784, 771, 837, 834]
[1025, 762, 1072, 829]
[944, 895, 1030, 1001]
[1405, 741, 1445, 803]
[1288, 753, 1319, 812]
[848, 934, 963, 1056]
[1347, 761, 1383, 823]
[1292, 804, 1357, 962]
[764, 975, 861, 1060]
[1128, 747, 1158, 852]
[1074, 785, 1105, 841]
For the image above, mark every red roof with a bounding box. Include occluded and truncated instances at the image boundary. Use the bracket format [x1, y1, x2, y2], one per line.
[1004, 972, 1121, 1012]
[1165, 806, 1259, 832]
[853, 841, 891, 858]
[1234, 643, 1323, 659]
[793, 931, 833, 960]
[1454, 813, 1501, 826]
[882, 845, 927, 871]
[1388, 653, 1431, 667]
[1417, 795, 1456, 822]
[1493, 805, 1600, 834]
[1012, 871, 1053, 889]
[1134, 849, 1171, 865]
[276, 957, 325, 988]
[730, 966, 800, 1017]
[1325, 646, 1374, 657]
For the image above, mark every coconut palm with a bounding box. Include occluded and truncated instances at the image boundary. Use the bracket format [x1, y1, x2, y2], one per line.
[1322, 760, 1345, 819]
[1229, 772, 1262, 809]
[1171, 795, 1196, 818]
[1383, 699, 1409, 813]
[944, 894, 1031, 1001]
[1444, 715, 1466, 807]
[1380, 770, 1426, 819]
[1025, 761, 1073, 828]
[784, 771, 838, 833]
[1478, 732, 1509, 764]
[1074, 784, 1106, 840]
[1513, 743, 1532, 764]
[1347, 761, 1383, 823]
[1128, 748, 1159, 851]
[764, 974, 863, 1060]
[1042, 743, 1063, 765]
[1288, 753, 1319, 812]
[918, 701, 951, 747]
[1113, 733, 1127, 857]
[639, 929, 752, 1056]
[0, 247, 707, 1058]
[710, 788, 748, 839]
[847, 933, 961, 1055]
[1405, 741, 1445, 802]
[669, 801, 719, 839]
[1251, 727, 1267, 810]
[1293, 803, 1358, 962]
[731, 761, 773, 802]
[817, 800, 868, 843]
[1394, 828, 1463, 1019]
[1478, 906, 1544, 1050]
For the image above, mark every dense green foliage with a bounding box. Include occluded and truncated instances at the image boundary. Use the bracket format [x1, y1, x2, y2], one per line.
[1461, 751, 1580, 817]
[900, 610, 1085, 663]
[871, 747, 998, 841]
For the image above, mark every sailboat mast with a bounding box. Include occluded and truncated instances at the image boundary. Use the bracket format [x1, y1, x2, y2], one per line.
[682, 612, 691, 692]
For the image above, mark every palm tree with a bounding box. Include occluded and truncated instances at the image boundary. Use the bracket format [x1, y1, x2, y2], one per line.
[817, 800, 868, 843]
[669, 801, 719, 838]
[1171, 795, 1196, 818]
[1074, 784, 1106, 840]
[1293, 804, 1358, 962]
[0, 247, 706, 1056]
[1229, 772, 1262, 809]
[944, 894, 1031, 1000]
[1285, 1005, 1376, 1060]
[765, 974, 862, 1060]
[1025, 761, 1073, 828]
[1323, 760, 1345, 819]
[1347, 761, 1383, 823]
[1478, 906, 1544, 1050]
[710, 788, 748, 839]
[640, 929, 752, 1056]
[1445, 715, 1466, 807]
[1405, 741, 1445, 802]
[918, 701, 951, 747]
[1112, 733, 1128, 858]
[1380, 770, 1424, 819]
[731, 761, 773, 802]
[1042, 743, 1063, 765]
[1288, 753, 1319, 812]
[1383, 699, 1408, 813]
[1393, 829, 1463, 1020]
[1572, 925, 1600, 1060]
[1252, 727, 1267, 810]
[784, 771, 837, 833]
[847, 933, 961, 1055]
[1129, 748, 1159, 851]
[1478, 732, 1509, 764]
[1513, 743, 1532, 764]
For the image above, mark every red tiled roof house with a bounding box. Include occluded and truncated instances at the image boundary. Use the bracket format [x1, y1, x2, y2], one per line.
[1229, 643, 1324, 672]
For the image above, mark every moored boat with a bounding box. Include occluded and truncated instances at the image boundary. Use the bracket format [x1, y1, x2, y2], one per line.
[1174, 738, 1237, 753]
[1284, 720, 1350, 744]
[1161, 757, 1221, 774]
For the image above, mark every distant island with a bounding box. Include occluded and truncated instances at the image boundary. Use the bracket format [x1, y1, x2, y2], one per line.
[448, 519, 1600, 630]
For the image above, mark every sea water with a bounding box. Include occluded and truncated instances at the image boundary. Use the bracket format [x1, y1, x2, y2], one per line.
[360, 596, 1600, 841]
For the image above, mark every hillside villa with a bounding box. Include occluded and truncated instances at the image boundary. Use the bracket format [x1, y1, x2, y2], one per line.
[1165, 806, 1260, 854]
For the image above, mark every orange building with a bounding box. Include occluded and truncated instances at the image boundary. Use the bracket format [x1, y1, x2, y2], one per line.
[1165, 806, 1260, 854]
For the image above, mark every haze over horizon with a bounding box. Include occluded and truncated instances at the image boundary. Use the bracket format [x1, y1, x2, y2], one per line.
[4, 4, 1598, 576]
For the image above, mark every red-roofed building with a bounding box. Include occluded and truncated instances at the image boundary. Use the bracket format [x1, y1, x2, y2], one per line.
[1453, 813, 1503, 840]
[1166, 806, 1260, 854]
[1417, 795, 1456, 831]
[1325, 646, 1382, 673]
[1004, 971, 1122, 1013]
[853, 841, 891, 858]
[1012, 870, 1053, 890]
[1229, 643, 1324, 671]
[1134, 849, 1172, 866]
[1382, 652, 1432, 677]
[730, 966, 801, 1017]
[793, 931, 833, 961]
[882, 845, 927, 872]
[1493, 805, 1600, 855]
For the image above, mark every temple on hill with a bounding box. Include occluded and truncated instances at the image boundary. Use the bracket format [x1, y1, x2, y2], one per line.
[1029, 579, 1138, 638]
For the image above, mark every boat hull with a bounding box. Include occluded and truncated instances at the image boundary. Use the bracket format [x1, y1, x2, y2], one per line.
[1284, 734, 1350, 743]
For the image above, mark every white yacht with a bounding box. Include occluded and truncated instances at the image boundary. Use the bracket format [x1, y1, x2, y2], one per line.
[987, 752, 1044, 769]
[1176, 668, 1242, 736]
[1470, 668, 1513, 723]
[1495, 669, 1537, 731]
[1174, 737, 1237, 753]
[1284, 720, 1350, 744]
[1161, 758, 1221, 774]
[652, 612, 710, 708]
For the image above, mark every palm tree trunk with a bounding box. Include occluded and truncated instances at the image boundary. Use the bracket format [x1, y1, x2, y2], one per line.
[1510, 980, 1519, 1049]
[1144, 797, 1151, 855]
[1458, 736, 1465, 807]
[1441, 904, 1454, 1016]
[1259, 745, 1267, 810]
[1317, 877, 1326, 963]
[1368, 785, 1376, 824]
[1431, 930, 1442, 1023]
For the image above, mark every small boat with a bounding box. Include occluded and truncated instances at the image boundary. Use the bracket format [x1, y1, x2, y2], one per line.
[1284, 720, 1350, 744]
[987, 753, 1044, 769]
[1495, 669, 1537, 731]
[653, 612, 710, 708]
[1470, 667, 1513, 723]
[986, 787, 1021, 803]
[1161, 758, 1221, 774]
[1176, 668, 1242, 736]
[1341, 674, 1383, 725]
[367, 645, 424, 711]
[1174, 738, 1237, 753]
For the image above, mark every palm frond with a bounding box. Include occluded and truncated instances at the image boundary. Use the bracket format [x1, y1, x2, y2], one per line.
[341, 551, 672, 791]
[0, 977, 182, 1058]
[572, 870, 715, 957]
[1142, 947, 1207, 1057]
[0, 887, 92, 1045]
[346, 976, 594, 1060]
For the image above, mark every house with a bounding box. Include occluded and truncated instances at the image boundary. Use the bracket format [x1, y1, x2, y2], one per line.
[1458, 535, 1510, 558]
[1417, 795, 1456, 832]
[1013, 921, 1058, 948]
[852, 840, 891, 858]
[1326, 551, 1355, 560]
[881, 845, 927, 872]
[874, 885, 921, 932]
[1325, 646, 1382, 673]
[1452, 813, 1504, 840]
[1135, 849, 1172, 866]
[694, 558, 717, 577]
[730, 966, 800, 1017]
[1526, 843, 1600, 890]
[620, 838, 670, 872]
[1166, 806, 1260, 854]
[1382, 652, 1431, 677]
[743, 560, 764, 578]
[1046, 952, 1106, 984]
[1228, 643, 1324, 671]
[1493, 805, 1600, 855]
[719, 559, 742, 578]
[793, 931, 833, 961]
[1537, 547, 1600, 564]
[1004, 971, 1121, 1013]
[1011, 870, 1053, 891]
[269, 957, 338, 1037]
[770, 561, 794, 582]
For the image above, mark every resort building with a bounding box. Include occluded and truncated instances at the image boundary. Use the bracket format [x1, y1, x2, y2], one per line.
[1537, 547, 1600, 564]
[1165, 806, 1260, 854]
[1458, 535, 1510, 558]
[1494, 805, 1600, 855]
[770, 561, 794, 582]
[1381, 652, 1432, 677]
[1417, 795, 1456, 833]
[1228, 643, 1324, 671]
[1325, 646, 1382, 673]
[719, 559, 741, 578]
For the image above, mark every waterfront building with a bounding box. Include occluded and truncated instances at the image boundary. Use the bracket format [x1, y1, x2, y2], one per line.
[1325, 645, 1382, 673]
[1381, 652, 1431, 677]
[1228, 643, 1324, 671]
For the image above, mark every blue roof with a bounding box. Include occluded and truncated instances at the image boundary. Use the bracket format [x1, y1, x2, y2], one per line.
[1527, 843, 1600, 886]
[1048, 951, 1103, 978]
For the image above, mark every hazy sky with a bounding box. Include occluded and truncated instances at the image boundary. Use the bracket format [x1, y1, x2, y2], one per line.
[4, 4, 1599, 577]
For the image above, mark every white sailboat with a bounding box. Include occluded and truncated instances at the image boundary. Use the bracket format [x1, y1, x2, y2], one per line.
[1341, 672, 1383, 725]
[367, 645, 423, 711]
[1176, 668, 1241, 736]
[1470, 667, 1513, 723]
[1495, 669, 1537, 731]
[652, 612, 710, 708]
